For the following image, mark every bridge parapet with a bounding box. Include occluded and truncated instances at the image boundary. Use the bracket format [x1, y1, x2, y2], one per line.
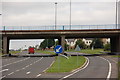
[1, 24, 120, 31]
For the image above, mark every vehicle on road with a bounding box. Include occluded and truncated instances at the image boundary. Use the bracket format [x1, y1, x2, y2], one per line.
[28, 47, 35, 54]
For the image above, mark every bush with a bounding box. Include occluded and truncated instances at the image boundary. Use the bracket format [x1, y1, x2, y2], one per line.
[75, 39, 87, 49]
[90, 38, 104, 49]
[104, 43, 111, 51]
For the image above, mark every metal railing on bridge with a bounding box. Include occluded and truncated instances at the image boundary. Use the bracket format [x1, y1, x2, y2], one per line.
[2, 24, 120, 31]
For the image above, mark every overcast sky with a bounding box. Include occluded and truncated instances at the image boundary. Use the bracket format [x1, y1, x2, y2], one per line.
[0, 0, 117, 50]
[2, 2, 116, 27]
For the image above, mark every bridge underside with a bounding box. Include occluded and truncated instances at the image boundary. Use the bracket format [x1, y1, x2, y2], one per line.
[1, 29, 120, 54]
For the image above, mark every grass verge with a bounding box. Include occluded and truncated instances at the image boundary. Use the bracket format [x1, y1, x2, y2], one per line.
[46, 56, 86, 73]
[9, 51, 20, 54]
[67, 49, 104, 54]
[35, 50, 55, 55]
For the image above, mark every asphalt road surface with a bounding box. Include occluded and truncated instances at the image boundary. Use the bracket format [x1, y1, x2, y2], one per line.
[2, 57, 55, 78]
[1, 52, 118, 79]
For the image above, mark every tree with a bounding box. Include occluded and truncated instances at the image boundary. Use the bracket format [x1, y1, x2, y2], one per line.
[65, 43, 69, 51]
[90, 38, 103, 49]
[75, 39, 87, 49]
[40, 39, 55, 49]
[104, 43, 111, 51]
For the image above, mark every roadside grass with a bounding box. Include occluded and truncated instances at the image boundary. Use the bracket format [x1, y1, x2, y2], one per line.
[9, 51, 20, 54]
[0, 53, 2, 56]
[35, 50, 55, 55]
[112, 55, 120, 58]
[67, 49, 104, 54]
[8, 50, 55, 55]
[46, 56, 86, 73]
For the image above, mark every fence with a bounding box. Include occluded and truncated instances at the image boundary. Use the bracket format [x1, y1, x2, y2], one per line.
[2, 24, 120, 31]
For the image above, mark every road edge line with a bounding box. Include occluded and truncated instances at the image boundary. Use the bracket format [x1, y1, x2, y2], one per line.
[98, 57, 112, 80]
[42, 60, 55, 73]
[59, 57, 89, 80]
[71, 57, 88, 72]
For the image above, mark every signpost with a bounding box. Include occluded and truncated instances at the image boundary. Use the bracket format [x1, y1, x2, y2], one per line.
[54, 45, 69, 59]
[54, 45, 69, 71]
[54, 45, 63, 54]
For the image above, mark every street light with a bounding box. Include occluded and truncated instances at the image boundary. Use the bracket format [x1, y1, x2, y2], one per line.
[116, 0, 118, 29]
[55, 2, 57, 30]
[70, 0, 71, 30]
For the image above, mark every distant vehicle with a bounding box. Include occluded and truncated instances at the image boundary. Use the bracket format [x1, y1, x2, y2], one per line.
[28, 47, 34, 54]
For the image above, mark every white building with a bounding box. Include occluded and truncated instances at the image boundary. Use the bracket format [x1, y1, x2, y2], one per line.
[66, 39, 77, 49]
[82, 38, 93, 46]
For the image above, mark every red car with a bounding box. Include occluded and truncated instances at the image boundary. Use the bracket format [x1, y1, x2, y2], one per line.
[28, 48, 34, 54]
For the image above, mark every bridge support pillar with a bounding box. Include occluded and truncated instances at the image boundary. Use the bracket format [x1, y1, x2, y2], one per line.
[58, 36, 65, 53]
[61, 36, 65, 53]
[110, 36, 120, 53]
[2, 36, 9, 54]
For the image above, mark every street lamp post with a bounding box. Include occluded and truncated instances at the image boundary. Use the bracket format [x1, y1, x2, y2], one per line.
[70, 0, 71, 30]
[55, 2, 57, 30]
[116, 0, 118, 29]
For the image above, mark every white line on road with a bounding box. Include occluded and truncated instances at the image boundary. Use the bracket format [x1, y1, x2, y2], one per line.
[4, 58, 15, 61]
[26, 71, 31, 75]
[59, 57, 89, 80]
[0, 76, 6, 79]
[98, 57, 112, 80]
[8, 72, 14, 76]
[36, 74, 41, 78]
[0, 69, 9, 72]
[5, 57, 43, 78]
[43, 60, 55, 73]
[1, 57, 30, 68]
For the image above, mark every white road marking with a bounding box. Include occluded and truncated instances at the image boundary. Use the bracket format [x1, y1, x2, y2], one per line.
[26, 71, 31, 74]
[36, 74, 41, 78]
[4, 58, 15, 61]
[8, 72, 14, 76]
[59, 54, 69, 59]
[0, 69, 9, 72]
[16, 70, 20, 72]
[59, 57, 89, 80]
[98, 57, 112, 80]
[1, 57, 30, 68]
[6, 57, 43, 77]
[0, 75, 6, 79]
[22, 68, 25, 70]
[43, 60, 55, 73]
[25, 65, 30, 68]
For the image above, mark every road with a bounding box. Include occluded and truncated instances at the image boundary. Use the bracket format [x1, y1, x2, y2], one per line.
[2, 57, 54, 78]
[1, 52, 118, 79]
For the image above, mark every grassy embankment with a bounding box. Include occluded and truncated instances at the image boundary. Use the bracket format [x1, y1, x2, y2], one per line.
[46, 56, 86, 73]
[46, 49, 103, 73]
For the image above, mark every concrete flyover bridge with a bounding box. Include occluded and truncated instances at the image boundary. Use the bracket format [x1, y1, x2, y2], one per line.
[0, 29, 120, 54]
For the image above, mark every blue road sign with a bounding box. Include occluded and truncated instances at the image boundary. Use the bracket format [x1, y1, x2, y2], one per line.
[54, 45, 63, 54]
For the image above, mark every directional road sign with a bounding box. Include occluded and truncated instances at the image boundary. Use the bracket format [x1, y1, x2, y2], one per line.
[54, 45, 63, 54]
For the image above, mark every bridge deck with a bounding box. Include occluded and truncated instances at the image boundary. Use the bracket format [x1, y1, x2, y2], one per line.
[1, 29, 120, 39]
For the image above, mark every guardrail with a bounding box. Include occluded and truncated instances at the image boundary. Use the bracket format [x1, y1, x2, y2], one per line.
[1, 24, 120, 30]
